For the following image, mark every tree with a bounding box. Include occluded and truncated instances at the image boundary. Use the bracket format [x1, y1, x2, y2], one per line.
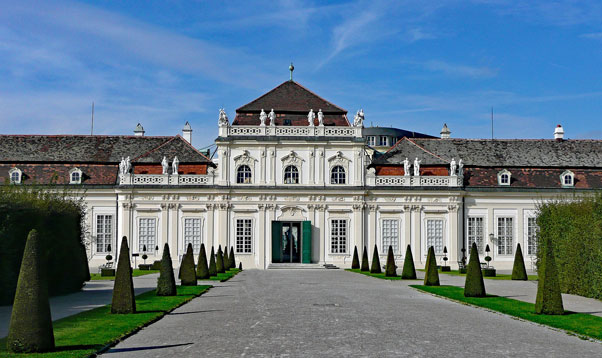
[216, 245, 225, 273]
[535, 236, 564, 315]
[239, 262, 243, 270]
[180, 243, 197, 286]
[111, 236, 136, 314]
[385, 245, 397, 277]
[401, 245, 417, 279]
[423, 246, 440, 286]
[196, 243, 210, 279]
[7, 229, 55, 353]
[464, 242, 486, 297]
[351, 246, 360, 269]
[156, 243, 176, 296]
[208, 247, 217, 277]
[360, 246, 369, 272]
[229, 246, 236, 270]
[223, 246, 230, 270]
[370, 245, 381, 274]
[511, 243, 528, 281]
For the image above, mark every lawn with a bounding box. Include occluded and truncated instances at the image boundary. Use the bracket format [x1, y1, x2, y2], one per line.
[417, 269, 538, 281]
[411, 285, 602, 341]
[90, 269, 160, 280]
[0, 285, 211, 358]
[208, 268, 241, 282]
[345, 268, 419, 281]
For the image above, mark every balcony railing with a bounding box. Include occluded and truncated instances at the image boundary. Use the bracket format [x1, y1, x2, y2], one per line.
[372, 175, 463, 187]
[219, 125, 363, 138]
[118, 174, 214, 186]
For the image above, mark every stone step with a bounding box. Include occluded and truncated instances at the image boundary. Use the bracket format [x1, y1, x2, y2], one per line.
[268, 263, 324, 269]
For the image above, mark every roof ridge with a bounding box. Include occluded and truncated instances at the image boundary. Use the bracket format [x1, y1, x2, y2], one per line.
[174, 135, 215, 164]
[131, 137, 175, 162]
[406, 138, 449, 162]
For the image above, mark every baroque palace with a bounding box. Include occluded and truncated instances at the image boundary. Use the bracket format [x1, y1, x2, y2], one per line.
[2, 77, 602, 271]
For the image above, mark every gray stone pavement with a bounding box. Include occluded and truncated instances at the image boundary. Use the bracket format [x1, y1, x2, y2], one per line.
[104, 270, 601, 357]
[0, 273, 160, 337]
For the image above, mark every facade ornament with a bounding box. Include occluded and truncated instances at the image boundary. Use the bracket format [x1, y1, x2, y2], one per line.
[450, 158, 457, 176]
[403, 157, 410, 176]
[161, 156, 169, 175]
[353, 109, 364, 127]
[413, 157, 421, 176]
[317, 109, 324, 126]
[259, 109, 267, 126]
[172, 156, 179, 175]
[268, 109, 276, 126]
[218, 108, 229, 127]
[307, 109, 315, 127]
[458, 159, 464, 176]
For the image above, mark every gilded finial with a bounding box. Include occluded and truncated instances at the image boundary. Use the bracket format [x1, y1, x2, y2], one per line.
[289, 62, 294, 81]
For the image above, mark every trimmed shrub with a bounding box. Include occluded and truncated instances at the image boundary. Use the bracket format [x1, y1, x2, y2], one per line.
[216, 246, 225, 274]
[423, 246, 440, 286]
[208, 247, 217, 277]
[156, 243, 176, 296]
[370, 245, 381, 274]
[360, 246, 369, 272]
[180, 243, 197, 286]
[196, 243, 210, 279]
[229, 246, 235, 269]
[401, 245, 417, 279]
[535, 234, 564, 315]
[464, 242, 486, 297]
[111, 236, 136, 314]
[239, 262, 243, 270]
[511, 243, 528, 281]
[385, 245, 396, 277]
[351, 246, 360, 269]
[7, 229, 55, 353]
[223, 247, 230, 270]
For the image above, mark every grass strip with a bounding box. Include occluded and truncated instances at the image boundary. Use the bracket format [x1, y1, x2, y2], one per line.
[209, 268, 241, 282]
[345, 268, 419, 281]
[0, 285, 211, 358]
[90, 269, 160, 281]
[417, 269, 537, 281]
[411, 285, 602, 341]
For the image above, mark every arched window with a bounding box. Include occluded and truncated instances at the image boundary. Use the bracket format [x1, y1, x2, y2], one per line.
[69, 168, 82, 184]
[561, 170, 574, 187]
[330, 165, 346, 184]
[236, 165, 252, 184]
[9, 168, 21, 184]
[284, 165, 299, 184]
[71, 171, 80, 184]
[497, 169, 511, 186]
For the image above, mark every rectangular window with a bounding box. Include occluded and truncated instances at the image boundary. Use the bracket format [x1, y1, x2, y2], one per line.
[467, 217, 484, 254]
[379, 136, 388, 146]
[330, 219, 347, 254]
[138, 218, 156, 253]
[497, 217, 513, 255]
[367, 136, 376, 146]
[527, 217, 538, 255]
[381, 219, 399, 253]
[236, 219, 252, 253]
[426, 219, 444, 253]
[96, 215, 113, 253]
[184, 218, 202, 253]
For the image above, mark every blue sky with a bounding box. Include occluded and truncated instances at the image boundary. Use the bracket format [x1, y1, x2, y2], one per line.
[1, 0, 602, 149]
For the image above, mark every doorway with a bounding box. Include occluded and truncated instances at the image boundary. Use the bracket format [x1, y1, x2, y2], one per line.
[272, 221, 312, 263]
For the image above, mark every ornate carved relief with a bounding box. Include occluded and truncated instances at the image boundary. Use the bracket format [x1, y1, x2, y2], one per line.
[281, 151, 304, 166]
[277, 206, 307, 220]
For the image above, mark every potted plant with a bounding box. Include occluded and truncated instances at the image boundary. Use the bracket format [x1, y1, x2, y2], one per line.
[459, 247, 467, 273]
[101, 244, 115, 277]
[482, 244, 496, 277]
[441, 246, 450, 271]
[138, 245, 152, 270]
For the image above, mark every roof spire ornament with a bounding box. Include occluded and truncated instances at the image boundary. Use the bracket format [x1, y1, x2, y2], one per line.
[289, 62, 294, 81]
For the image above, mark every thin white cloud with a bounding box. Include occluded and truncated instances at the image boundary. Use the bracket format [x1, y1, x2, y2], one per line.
[422, 60, 498, 78]
[580, 32, 602, 39]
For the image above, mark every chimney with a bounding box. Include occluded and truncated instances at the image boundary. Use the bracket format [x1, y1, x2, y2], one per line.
[134, 123, 145, 136]
[182, 121, 192, 144]
[440, 123, 451, 139]
[554, 124, 564, 141]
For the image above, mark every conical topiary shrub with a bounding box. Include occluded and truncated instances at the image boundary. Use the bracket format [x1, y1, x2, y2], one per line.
[180, 243, 197, 286]
[423, 246, 440, 286]
[196, 243, 210, 279]
[239, 262, 243, 270]
[111, 236, 136, 314]
[401, 245, 417, 279]
[216, 245, 225, 273]
[370, 245, 381, 274]
[7, 229, 55, 353]
[511, 243, 528, 281]
[229, 246, 235, 270]
[535, 237, 564, 315]
[208, 246, 217, 277]
[223, 246, 230, 270]
[464, 242, 486, 297]
[360, 246, 369, 271]
[156, 243, 176, 296]
[385, 245, 397, 277]
[351, 246, 360, 269]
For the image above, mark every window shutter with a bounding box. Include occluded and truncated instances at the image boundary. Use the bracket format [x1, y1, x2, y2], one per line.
[302, 221, 312, 263]
[271, 221, 282, 263]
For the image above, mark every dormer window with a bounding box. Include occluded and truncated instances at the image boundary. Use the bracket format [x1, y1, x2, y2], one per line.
[367, 136, 376, 146]
[9, 167, 22, 184]
[69, 168, 82, 184]
[560, 170, 574, 187]
[497, 169, 511, 186]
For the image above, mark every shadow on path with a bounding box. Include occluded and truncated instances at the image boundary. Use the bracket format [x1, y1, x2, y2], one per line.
[107, 342, 193, 353]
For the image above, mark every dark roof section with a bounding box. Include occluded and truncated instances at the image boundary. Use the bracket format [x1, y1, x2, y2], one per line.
[0, 135, 214, 165]
[363, 127, 436, 139]
[233, 81, 349, 126]
[373, 138, 602, 168]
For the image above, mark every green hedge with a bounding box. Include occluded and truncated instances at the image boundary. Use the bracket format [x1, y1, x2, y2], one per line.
[536, 194, 602, 299]
[0, 185, 90, 305]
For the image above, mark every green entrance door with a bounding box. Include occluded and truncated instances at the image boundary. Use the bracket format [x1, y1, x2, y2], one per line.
[272, 221, 312, 263]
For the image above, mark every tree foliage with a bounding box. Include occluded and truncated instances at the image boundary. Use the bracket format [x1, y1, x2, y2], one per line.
[511, 243, 528, 281]
[360, 246, 369, 272]
[423, 246, 440, 286]
[351, 246, 360, 269]
[157, 243, 176, 296]
[385, 245, 397, 277]
[464, 242, 486, 297]
[111, 236, 136, 314]
[401, 245, 417, 279]
[196, 243, 210, 279]
[180, 243, 197, 286]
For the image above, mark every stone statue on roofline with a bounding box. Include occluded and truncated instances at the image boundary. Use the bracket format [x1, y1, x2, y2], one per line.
[458, 159, 464, 176]
[268, 109, 276, 126]
[353, 109, 364, 127]
[414, 157, 421, 176]
[318, 109, 324, 126]
[119, 157, 125, 176]
[172, 156, 179, 175]
[124, 156, 131, 175]
[307, 109, 315, 127]
[450, 158, 457, 176]
[218, 108, 229, 127]
[403, 157, 410, 176]
[161, 156, 169, 175]
[259, 109, 267, 126]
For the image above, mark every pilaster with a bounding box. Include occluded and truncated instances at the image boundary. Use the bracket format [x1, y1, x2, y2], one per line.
[317, 204, 326, 263]
[258, 204, 266, 268]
